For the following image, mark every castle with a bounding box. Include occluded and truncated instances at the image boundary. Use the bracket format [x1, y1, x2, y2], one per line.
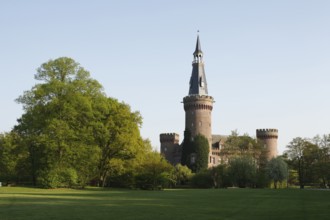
[160, 35, 278, 167]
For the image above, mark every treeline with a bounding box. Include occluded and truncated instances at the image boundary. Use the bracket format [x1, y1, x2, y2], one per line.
[184, 132, 330, 189]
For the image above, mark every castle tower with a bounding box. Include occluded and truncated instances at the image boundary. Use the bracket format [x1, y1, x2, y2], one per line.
[256, 129, 278, 160]
[183, 35, 214, 167]
[160, 133, 181, 165]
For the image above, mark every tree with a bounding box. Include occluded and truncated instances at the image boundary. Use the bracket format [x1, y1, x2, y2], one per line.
[0, 132, 26, 185]
[173, 164, 193, 186]
[209, 164, 228, 188]
[311, 134, 330, 188]
[181, 129, 193, 166]
[15, 57, 104, 187]
[223, 131, 264, 164]
[14, 57, 144, 188]
[285, 137, 319, 189]
[266, 157, 288, 189]
[191, 134, 209, 172]
[227, 156, 257, 188]
[285, 138, 305, 188]
[181, 132, 209, 173]
[106, 139, 153, 188]
[135, 152, 174, 190]
[91, 97, 143, 187]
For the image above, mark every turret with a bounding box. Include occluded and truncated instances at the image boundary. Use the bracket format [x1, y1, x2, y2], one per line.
[256, 129, 278, 160]
[160, 133, 181, 165]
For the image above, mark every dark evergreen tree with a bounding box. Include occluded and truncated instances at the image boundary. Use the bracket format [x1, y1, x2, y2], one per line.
[181, 129, 193, 166]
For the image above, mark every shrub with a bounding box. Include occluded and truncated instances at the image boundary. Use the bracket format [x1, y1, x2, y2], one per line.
[190, 170, 213, 188]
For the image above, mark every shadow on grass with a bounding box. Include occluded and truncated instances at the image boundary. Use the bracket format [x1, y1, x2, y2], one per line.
[0, 188, 330, 220]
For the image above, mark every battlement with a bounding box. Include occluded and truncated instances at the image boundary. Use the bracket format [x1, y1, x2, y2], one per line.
[183, 95, 214, 103]
[160, 133, 180, 143]
[183, 95, 214, 111]
[256, 129, 278, 139]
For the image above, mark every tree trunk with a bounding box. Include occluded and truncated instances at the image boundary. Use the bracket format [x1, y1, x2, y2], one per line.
[298, 159, 304, 189]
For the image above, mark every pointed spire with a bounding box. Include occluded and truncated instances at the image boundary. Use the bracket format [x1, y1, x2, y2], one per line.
[193, 32, 203, 57]
[189, 34, 208, 95]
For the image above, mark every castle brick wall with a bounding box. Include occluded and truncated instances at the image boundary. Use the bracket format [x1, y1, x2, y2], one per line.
[183, 95, 213, 144]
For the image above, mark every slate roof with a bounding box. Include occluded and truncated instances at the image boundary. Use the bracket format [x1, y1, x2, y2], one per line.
[188, 35, 209, 96]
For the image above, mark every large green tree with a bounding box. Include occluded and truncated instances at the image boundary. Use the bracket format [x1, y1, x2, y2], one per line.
[285, 137, 319, 189]
[13, 57, 144, 188]
[92, 97, 144, 187]
[15, 57, 104, 187]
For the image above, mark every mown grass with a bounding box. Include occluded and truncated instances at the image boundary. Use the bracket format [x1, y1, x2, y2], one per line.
[0, 187, 329, 220]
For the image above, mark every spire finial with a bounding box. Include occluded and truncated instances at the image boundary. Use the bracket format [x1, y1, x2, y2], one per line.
[193, 32, 202, 56]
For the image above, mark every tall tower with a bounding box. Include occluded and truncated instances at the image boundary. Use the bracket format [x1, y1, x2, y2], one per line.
[183, 35, 214, 166]
[256, 129, 278, 160]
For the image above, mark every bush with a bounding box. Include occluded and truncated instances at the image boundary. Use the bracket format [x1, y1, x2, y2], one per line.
[173, 164, 193, 186]
[190, 170, 213, 188]
[134, 152, 174, 190]
[37, 168, 78, 188]
[227, 156, 257, 188]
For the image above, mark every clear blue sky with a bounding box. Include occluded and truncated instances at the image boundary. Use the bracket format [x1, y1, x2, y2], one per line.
[1, 1, 330, 154]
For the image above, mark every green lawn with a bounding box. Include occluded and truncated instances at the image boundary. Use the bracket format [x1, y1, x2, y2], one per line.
[0, 187, 329, 220]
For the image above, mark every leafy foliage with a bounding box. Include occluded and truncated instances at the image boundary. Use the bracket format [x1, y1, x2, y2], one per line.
[181, 129, 193, 166]
[285, 136, 330, 188]
[266, 157, 288, 189]
[135, 152, 174, 190]
[181, 132, 209, 173]
[223, 131, 264, 162]
[227, 156, 257, 188]
[11, 57, 145, 188]
[190, 170, 213, 188]
[172, 164, 193, 186]
[191, 135, 209, 172]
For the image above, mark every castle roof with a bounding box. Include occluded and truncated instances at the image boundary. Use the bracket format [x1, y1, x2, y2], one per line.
[188, 35, 209, 96]
[212, 134, 228, 145]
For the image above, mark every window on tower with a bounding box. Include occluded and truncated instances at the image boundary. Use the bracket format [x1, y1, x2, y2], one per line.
[199, 77, 204, 87]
